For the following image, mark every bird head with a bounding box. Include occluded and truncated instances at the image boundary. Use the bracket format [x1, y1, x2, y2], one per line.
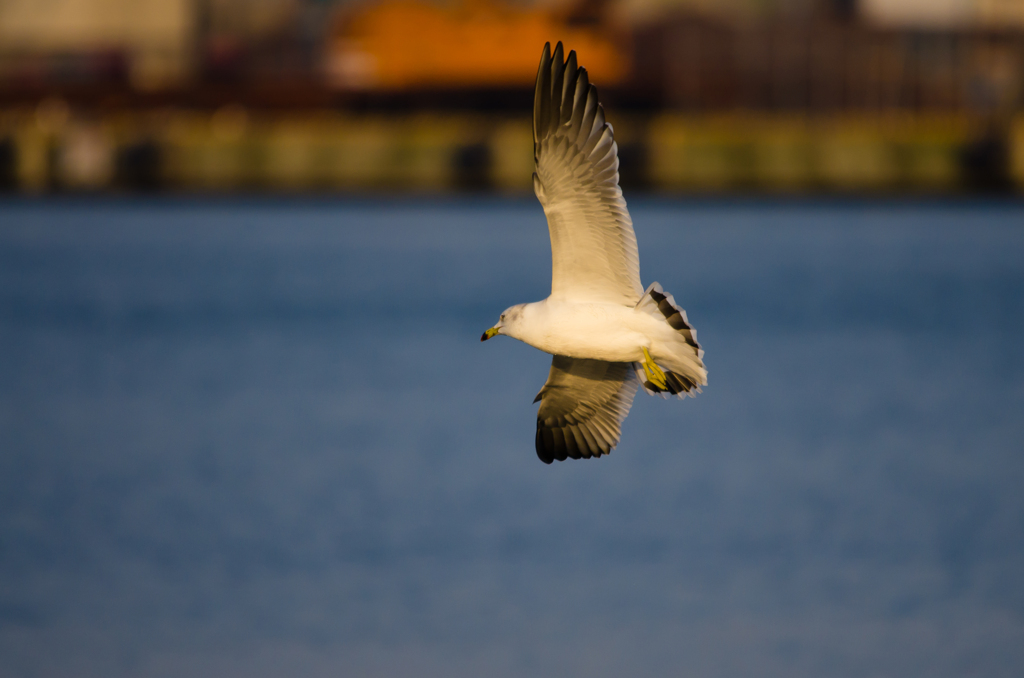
[481, 304, 525, 341]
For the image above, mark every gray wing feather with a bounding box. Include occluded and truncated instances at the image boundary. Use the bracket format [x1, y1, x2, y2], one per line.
[533, 42, 642, 305]
[534, 355, 640, 464]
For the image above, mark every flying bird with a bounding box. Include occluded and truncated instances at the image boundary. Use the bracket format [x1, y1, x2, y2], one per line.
[481, 42, 707, 464]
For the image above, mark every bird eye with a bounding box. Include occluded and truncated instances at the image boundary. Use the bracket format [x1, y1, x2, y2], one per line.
[500, 314, 505, 320]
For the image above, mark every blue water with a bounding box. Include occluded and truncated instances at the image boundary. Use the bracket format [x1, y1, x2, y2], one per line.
[1, 198, 1023, 677]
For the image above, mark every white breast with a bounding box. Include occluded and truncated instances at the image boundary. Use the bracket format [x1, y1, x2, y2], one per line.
[515, 299, 655, 363]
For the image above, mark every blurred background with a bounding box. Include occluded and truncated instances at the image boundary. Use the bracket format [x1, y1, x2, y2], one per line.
[1, 0, 1024, 194]
[2, 2, 1024, 678]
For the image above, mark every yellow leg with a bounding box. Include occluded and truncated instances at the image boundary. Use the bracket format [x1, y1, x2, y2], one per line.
[641, 347, 668, 390]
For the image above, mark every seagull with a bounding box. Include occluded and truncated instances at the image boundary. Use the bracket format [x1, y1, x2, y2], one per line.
[481, 42, 707, 464]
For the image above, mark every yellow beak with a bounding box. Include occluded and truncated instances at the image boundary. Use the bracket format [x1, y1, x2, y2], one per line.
[481, 327, 499, 341]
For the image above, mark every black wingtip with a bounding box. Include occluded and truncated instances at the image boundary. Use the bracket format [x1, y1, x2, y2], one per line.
[535, 428, 554, 463]
[535, 43, 553, 146]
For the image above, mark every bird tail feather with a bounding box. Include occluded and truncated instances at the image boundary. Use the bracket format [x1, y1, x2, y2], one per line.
[633, 282, 707, 398]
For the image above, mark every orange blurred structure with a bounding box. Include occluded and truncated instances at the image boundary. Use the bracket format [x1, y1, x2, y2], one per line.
[325, 0, 628, 91]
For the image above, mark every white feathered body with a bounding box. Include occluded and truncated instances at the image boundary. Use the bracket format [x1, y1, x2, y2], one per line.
[513, 300, 651, 361]
[507, 298, 706, 385]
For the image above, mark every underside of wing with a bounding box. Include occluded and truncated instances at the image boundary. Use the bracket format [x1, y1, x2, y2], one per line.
[533, 355, 640, 464]
[533, 42, 642, 305]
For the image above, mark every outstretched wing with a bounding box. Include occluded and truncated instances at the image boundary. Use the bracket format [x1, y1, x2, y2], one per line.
[534, 355, 640, 463]
[533, 42, 642, 306]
